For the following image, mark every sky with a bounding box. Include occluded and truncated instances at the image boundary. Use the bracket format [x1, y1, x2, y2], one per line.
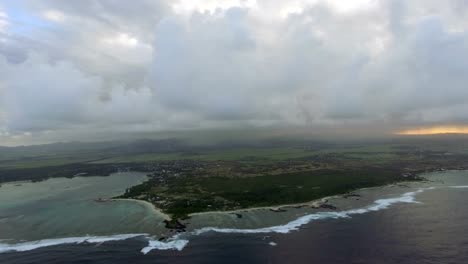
[0, 0, 467, 145]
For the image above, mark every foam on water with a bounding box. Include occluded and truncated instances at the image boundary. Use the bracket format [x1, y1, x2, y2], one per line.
[141, 235, 189, 254]
[3, 186, 466, 255]
[449, 186, 468, 189]
[141, 187, 436, 254]
[0, 234, 147, 253]
[190, 189, 428, 236]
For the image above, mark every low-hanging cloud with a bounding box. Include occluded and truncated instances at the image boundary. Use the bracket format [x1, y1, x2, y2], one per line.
[0, 0, 468, 144]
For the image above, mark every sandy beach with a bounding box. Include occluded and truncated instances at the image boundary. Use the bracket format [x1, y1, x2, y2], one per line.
[112, 198, 171, 220]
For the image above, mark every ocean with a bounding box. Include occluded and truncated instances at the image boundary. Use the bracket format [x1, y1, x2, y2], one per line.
[1, 171, 468, 263]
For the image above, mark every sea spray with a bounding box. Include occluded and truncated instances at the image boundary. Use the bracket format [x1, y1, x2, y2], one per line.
[141, 234, 189, 254]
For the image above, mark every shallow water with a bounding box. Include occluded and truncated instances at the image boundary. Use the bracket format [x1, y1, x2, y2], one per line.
[0, 172, 167, 241]
[1, 170, 468, 263]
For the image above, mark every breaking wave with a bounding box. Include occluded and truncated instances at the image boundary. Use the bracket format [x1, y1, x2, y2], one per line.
[0, 234, 147, 254]
[190, 188, 431, 236]
[4, 186, 467, 255]
[142, 187, 436, 254]
[141, 234, 189, 254]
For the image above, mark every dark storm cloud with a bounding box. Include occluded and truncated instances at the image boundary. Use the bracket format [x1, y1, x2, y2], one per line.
[0, 0, 468, 144]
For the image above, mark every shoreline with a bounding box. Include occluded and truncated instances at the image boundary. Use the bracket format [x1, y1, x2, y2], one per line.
[120, 180, 421, 220]
[111, 198, 171, 220]
[188, 180, 426, 217]
[2, 171, 466, 255]
[187, 196, 336, 217]
[3, 171, 461, 255]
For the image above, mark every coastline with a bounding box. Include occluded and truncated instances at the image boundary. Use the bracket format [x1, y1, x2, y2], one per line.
[183, 177, 431, 218]
[4, 170, 463, 255]
[113, 193, 346, 221]
[195, 179, 429, 218]
[117, 180, 424, 221]
[187, 196, 335, 217]
[112, 198, 171, 220]
[112, 194, 342, 222]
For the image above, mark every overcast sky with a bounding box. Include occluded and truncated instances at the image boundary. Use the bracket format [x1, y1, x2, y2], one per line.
[0, 0, 467, 145]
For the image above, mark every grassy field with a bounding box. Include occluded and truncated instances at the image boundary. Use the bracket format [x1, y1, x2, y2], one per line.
[0, 144, 423, 169]
[0, 156, 101, 169]
[90, 145, 406, 165]
[90, 147, 315, 163]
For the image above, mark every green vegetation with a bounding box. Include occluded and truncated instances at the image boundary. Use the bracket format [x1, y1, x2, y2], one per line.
[117, 168, 420, 218]
[91, 147, 315, 164]
[2, 136, 468, 221]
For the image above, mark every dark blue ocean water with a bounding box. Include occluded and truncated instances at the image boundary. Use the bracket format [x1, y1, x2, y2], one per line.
[2, 186, 468, 264]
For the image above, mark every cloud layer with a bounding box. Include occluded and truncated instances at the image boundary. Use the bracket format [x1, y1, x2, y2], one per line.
[0, 0, 468, 144]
